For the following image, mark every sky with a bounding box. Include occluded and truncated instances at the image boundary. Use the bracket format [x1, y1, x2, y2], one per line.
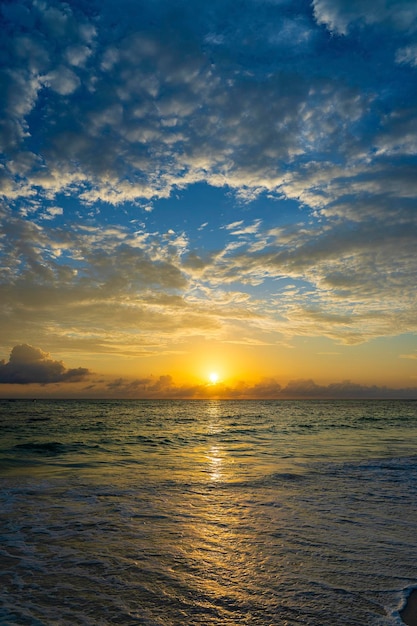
[1, 0, 417, 399]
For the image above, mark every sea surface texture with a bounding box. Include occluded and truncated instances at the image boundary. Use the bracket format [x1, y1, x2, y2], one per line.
[1, 399, 417, 625]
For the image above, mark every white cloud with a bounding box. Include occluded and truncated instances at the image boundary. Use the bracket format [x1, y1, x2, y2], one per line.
[65, 44, 92, 67]
[43, 66, 81, 95]
[396, 44, 417, 66]
[42, 206, 63, 220]
[313, 0, 417, 34]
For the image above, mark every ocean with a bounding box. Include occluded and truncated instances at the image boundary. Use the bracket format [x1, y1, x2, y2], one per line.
[1, 399, 417, 625]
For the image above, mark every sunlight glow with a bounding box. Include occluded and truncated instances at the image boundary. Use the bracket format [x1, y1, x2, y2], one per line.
[209, 372, 219, 384]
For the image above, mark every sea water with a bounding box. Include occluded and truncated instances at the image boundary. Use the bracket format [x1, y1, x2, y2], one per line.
[1, 399, 417, 625]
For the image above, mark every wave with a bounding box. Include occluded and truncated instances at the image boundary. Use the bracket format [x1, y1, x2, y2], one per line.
[11, 441, 106, 457]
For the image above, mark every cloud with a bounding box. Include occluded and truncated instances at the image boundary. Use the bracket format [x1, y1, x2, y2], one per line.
[179, 211, 417, 344]
[0, 0, 416, 358]
[0, 0, 390, 204]
[396, 44, 417, 66]
[43, 66, 81, 95]
[0, 0, 412, 262]
[0, 344, 90, 384]
[313, 0, 417, 34]
[94, 374, 417, 399]
[282, 379, 417, 399]
[104, 375, 201, 398]
[0, 0, 413, 257]
[1, 199, 417, 352]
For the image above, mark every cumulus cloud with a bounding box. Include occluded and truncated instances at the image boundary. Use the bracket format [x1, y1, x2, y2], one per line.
[0, 344, 90, 384]
[43, 66, 80, 95]
[0, 0, 397, 203]
[0, 0, 414, 233]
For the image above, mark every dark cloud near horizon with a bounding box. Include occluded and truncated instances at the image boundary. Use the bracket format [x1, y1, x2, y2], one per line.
[102, 375, 417, 400]
[0, 344, 90, 384]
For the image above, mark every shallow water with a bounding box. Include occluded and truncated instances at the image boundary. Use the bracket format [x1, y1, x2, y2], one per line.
[1, 399, 417, 624]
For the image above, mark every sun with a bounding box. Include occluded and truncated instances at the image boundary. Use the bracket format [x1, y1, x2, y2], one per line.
[209, 371, 219, 384]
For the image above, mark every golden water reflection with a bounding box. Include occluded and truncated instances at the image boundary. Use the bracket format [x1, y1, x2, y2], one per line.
[206, 445, 223, 481]
[165, 401, 289, 620]
[204, 400, 228, 483]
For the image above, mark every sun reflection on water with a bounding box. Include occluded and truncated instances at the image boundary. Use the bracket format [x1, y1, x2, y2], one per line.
[204, 400, 227, 482]
[206, 445, 223, 481]
[169, 400, 279, 619]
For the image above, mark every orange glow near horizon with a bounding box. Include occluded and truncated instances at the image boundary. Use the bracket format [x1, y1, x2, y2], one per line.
[178, 342, 258, 387]
[2, 333, 416, 400]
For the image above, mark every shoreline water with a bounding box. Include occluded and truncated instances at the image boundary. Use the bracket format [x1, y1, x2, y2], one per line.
[1, 399, 417, 625]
